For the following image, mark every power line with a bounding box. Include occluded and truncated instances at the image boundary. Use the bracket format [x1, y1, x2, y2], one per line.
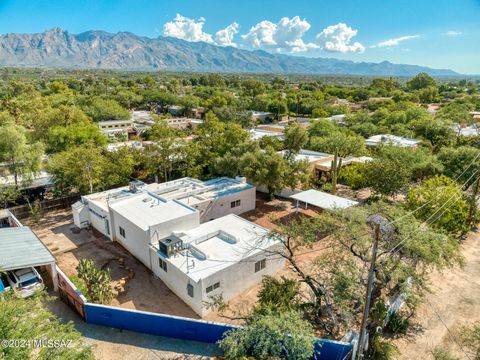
[386, 170, 479, 257]
[425, 298, 472, 360]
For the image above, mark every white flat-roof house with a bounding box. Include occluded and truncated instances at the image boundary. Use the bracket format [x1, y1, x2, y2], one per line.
[366, 134, 421, 148]
[72, 178, 283, 317]
[150, 214, 284, 316]
[97, 119, 133, 138]
[72, 177, 256, 264]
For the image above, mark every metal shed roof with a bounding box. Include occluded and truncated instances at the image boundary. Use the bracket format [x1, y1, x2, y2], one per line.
[0, 227, 55, 271]
[291, 189, 359, 211]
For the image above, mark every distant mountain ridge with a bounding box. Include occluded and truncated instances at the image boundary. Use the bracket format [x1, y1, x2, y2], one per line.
[0, 28, 459, 76]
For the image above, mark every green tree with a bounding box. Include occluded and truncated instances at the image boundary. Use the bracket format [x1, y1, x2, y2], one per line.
[283, 123, 308, 160]
[0, 123, 44, 188]
[364, 157, 411, 197]
[48, 144, 108, 194]
[437, 146, 480, 187]
[145, 120, 185, 182]
[0, 292, 94, 359]
[47, 122, 107, 153]
[407, 72, 436, 91]
[406, 175, 469, 234]
[218, 310, 315, 360]
[82, 98, 129, 121]
[310, 131, 365, 194]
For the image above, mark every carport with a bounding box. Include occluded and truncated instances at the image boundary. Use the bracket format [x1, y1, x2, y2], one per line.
[291, 189, 359, 211]
[0, 226, 57, 292]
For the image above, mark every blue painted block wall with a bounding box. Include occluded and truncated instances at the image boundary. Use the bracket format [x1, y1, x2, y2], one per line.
[84, 303, 352, 360]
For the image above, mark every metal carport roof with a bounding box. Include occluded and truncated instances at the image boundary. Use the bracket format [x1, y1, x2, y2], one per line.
[0, 227, 56, 271]
[291, 189, 359, 211]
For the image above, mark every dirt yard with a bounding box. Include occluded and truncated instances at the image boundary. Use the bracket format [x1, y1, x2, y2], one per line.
[395, 230, 480, 359]
[28, 195, 329, 325]
[28, 209, 199, 319]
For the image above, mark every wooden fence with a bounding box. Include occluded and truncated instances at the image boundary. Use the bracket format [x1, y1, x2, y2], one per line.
[7, 195, 80, 219]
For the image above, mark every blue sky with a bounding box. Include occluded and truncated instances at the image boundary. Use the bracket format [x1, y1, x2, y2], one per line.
[0, 0, 479, 74]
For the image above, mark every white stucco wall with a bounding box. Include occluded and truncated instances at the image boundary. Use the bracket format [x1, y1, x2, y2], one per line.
[200, 187, 256, 223]
[200, 243, 285, 311]
[150, 242, 285, 317]
[112, 209, 200, 269]
[83, 200, 113, 239]
[150, 248, 204, 315]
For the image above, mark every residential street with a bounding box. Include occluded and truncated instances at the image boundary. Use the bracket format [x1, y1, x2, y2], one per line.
[395, 230, 480, 359]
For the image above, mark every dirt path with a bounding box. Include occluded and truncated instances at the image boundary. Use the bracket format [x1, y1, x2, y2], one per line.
[395, 231, 480, 359]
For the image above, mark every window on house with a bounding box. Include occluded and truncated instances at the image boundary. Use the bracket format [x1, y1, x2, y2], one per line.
[254, 259, 266, 273]
[119, 226, 125, 238]
[187, 283, 194, 298]
[230, 199, 241, 208]
[159, 258, 167, 272]
[206, 282, 221, 293]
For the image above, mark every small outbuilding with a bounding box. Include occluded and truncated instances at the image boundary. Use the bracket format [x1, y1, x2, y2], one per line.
[291, 189, 359, 211]
[0, 211, 57, 292]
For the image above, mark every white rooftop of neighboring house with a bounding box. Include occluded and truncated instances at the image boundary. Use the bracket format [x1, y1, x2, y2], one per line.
[249, 111, 273, 117]
[143, 177, 254, 207]
[97, 119, 133, 126]
[131, 110, 152, 120]
[250, 129, 285, 140]
[278, 149, 332, 163]
[453, 124, 480, 137]
[106, 141, 152, 152]
[109, 192, 197, 231]
[366, 134, 421, 147]
[0, 171, 52, 189]
[326, 114, 347, 123]
[155, 214, 276, 281]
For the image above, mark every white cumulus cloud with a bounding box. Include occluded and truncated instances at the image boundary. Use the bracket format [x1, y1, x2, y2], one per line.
[445, 30, 462, 36]
[163, 14, 214, 43]
[371, 35, 419, 48]
[215, 22, 240, 47]
[242, 16, 319, 53]
[316, 23, 365, 53]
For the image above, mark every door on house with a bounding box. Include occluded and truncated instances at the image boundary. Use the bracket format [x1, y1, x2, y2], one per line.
[104, 219, 110, 236]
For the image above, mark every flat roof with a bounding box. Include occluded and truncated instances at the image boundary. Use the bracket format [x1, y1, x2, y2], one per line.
[366, 134, 421, 147]
[278, 149, 332, 163]
[109, 193, 198, 231]
[156, 214, 277, 282]
[291, 189, 359, 210]
[144, 177, 254, 207]
[0, 227, 56, 270]
[250, 129, 285, 140]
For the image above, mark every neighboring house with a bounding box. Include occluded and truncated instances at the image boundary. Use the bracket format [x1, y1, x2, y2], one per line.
[167, 105, 184, 116]
[366, 134, 421, 148]
[249, 111, 273, 123]
[0, 210, 57, 292]
[250, 128, 285, 141]
[326, 114, 347, 124]
[277, 149, 372, 180]
[164, 117, 204, 129]
[150, 214, 284, 316]
[97, 119, 133, 138]
[470, 111, 480, 121]
[453, 124, 480, 137]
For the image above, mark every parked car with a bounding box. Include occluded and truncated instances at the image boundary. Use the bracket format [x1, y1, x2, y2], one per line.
[6, 267, 44, 298]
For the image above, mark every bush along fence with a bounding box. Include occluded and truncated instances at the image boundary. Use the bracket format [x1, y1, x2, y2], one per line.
[59, 275, 353, 359]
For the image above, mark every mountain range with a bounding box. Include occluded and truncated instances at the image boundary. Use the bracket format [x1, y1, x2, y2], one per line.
[0, 28, 458, 76]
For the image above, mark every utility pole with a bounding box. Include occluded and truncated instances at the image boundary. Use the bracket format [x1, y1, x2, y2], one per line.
[467, 176, 480, 230]
[357, 224, 380, 360]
